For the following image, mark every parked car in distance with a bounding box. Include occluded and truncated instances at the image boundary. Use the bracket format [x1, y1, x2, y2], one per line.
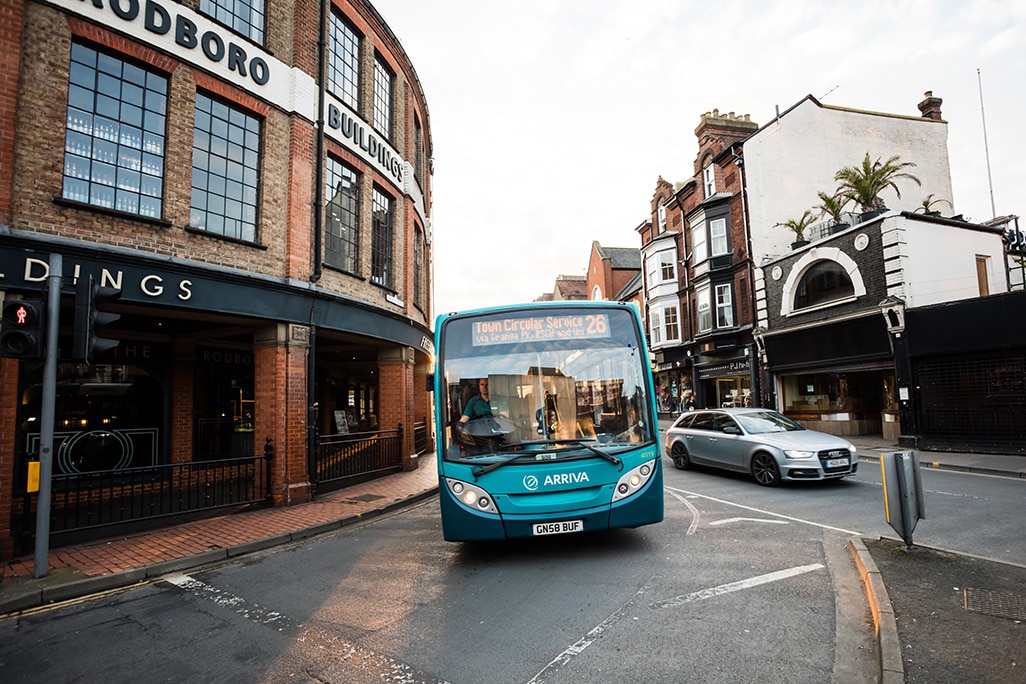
[664, 408, 858, 486]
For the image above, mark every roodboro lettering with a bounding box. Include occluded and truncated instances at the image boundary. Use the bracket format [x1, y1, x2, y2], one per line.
[78, 0, 270, 86]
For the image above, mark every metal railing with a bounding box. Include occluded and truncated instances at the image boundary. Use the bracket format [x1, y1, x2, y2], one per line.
[414, 418, 429, 455]
[315, 426, 404, 492]
[20, 442, 272, 545]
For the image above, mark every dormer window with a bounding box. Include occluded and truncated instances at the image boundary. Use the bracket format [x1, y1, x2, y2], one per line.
[703, 159, 716, 197]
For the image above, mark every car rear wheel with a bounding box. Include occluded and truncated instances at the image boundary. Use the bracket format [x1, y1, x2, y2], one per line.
[670, 442, 691, 470]
[751, 452, 781, 486]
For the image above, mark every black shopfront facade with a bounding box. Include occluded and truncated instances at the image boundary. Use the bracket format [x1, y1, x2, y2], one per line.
[0, 235, 432, 550]
[759, 313, 897, 438]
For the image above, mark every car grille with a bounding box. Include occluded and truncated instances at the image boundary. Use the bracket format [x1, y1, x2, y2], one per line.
[818, 448, 854, 473]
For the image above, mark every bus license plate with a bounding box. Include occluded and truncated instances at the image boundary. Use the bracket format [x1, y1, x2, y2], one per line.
[533, 520, 583, 536]
[826, 457, 849, 468]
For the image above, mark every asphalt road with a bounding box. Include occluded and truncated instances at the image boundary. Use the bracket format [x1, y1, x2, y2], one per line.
[1, 495, 875, 682]
[2, 453, 1020, 683]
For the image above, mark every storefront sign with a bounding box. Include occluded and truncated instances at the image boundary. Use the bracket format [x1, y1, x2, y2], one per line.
[697, 357, 751, 380]
[1, 246, 432, 352]
[48, 0, 306, 115]
[326, 100, 405, 187]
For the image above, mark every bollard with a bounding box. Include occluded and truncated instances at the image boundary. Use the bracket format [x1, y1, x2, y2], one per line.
[880, 450, 926, 550]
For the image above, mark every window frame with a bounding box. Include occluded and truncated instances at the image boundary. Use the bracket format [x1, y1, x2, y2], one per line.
[414, 115, 424, 181]
[710, 217, 729, 256]
[650, 309, 662, 345]
[692, 222, 708, 264]
[62, 42, 168, 219]
[414, 225, 425, 309]
[715, 283, 734, 328]
[190, 92, 262, 243]
[703, 163, 716, 198]
[373, 55, 394, 141]
[697, 285, 712, 333]
[660, 251, 676, 282]
[324, 155, 361, 274]
[793, 260, 856, 310]
[328, 11, 361, 112]
[664, 305, 680, 342]
[200, 0, 266, 45]
[370, 186, 395, 289]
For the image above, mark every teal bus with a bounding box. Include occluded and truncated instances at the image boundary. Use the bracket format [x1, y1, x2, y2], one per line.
[433, 301, 663, 541]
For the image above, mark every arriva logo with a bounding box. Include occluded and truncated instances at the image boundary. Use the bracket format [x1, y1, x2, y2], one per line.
[544, 472, 589, 486]
[523, 475, 539, 491]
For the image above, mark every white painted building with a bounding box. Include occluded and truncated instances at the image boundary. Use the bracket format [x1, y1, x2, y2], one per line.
[743, 93, 954, 262]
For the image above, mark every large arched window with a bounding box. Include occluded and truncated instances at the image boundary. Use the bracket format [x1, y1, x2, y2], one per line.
[794, 260, 855, 309]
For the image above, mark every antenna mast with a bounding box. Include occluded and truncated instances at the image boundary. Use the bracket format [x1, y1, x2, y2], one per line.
[977, 68, 996, 219]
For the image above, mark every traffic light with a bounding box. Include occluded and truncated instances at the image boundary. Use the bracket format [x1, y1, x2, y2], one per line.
[0, 299, 47, 359]
[73, 275, 122, 362]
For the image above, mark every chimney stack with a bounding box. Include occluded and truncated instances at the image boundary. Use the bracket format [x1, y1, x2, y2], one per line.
[918, 91, 943, 121]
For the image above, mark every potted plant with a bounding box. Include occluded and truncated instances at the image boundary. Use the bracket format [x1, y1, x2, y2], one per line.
[834, 152, 921, 220]
[814, 190, 851, 234]
[775, 210, 816, 249]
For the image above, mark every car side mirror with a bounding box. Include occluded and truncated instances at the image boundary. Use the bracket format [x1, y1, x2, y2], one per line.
[722, 426, 740, 435]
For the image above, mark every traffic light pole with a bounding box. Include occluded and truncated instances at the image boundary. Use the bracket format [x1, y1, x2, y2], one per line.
[34, 254, 62, 578]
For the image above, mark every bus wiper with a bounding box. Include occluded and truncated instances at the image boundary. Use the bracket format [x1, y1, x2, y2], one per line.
[529, 439, 623, 467]
[472, 453, 526, 479]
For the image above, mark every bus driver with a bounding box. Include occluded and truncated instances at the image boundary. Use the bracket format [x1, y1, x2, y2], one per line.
[460, 378, 492, 423]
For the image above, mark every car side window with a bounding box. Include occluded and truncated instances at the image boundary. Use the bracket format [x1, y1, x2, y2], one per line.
[717, 417, 740, 433]
[673, 413, 697, 429]
[689, 413, 716, 432]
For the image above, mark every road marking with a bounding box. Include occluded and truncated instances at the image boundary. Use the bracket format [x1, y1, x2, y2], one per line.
[163, 574, 449, 683]
[708, 517, 789, 526]
[527, 577, 656, 684]
[651, 563, 825, 610]
[665, 485, 861, 535]
[665, 488, 700, 534]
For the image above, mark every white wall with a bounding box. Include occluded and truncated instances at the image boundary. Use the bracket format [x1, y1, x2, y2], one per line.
[744, 97, 953, 262]
[887, 218, 1007, 307]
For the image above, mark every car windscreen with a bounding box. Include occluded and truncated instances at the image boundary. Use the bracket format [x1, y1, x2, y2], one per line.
[735, 411, 805, 434]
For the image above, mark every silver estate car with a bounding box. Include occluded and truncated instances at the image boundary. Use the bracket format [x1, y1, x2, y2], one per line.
[664, 408, 858, 486]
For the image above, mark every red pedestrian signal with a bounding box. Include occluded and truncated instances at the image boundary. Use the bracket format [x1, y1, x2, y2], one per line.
[1, 299, 47, 359]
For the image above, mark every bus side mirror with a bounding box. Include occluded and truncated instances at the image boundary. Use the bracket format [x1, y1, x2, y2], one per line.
[425, 373, 434, 392]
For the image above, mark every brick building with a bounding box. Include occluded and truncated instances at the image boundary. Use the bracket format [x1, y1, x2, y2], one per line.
[641, 111, 760, 411]
[0, 0, 433, 558]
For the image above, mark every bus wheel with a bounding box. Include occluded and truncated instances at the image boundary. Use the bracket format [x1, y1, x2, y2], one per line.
[670, 442, 691, 470]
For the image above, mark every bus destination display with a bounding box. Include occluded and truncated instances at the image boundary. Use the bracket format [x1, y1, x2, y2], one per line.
[472, 313, 610, 346]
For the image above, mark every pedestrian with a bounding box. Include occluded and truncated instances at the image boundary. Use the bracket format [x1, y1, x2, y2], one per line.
[683, 390, 696, 411]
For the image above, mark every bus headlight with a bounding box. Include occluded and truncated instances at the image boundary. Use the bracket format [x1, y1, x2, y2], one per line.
[612, 460, 657, 502]
[446, 478, 498, 514]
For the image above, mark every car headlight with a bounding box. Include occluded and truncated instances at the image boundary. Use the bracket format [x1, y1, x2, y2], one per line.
[784, 449, 816, 460]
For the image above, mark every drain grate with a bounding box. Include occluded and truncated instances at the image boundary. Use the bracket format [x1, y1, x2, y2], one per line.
[964, 587, 1026, 621]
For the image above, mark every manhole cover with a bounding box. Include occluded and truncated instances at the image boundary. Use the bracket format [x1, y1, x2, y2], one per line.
[964, 587, 1026, 621]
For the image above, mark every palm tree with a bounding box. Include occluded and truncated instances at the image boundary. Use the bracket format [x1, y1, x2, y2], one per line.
[914, 193, 952, 215]
[775, 210, 816, 243]
[834, 152, 921, 213]
[814, 190, 850, 226]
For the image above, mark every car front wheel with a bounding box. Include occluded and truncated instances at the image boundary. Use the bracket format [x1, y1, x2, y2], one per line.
[751, 452, 781, 486]
[670, 442, 691, 470]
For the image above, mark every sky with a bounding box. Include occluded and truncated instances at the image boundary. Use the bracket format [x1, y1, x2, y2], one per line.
[371, 0, 1026, 314]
